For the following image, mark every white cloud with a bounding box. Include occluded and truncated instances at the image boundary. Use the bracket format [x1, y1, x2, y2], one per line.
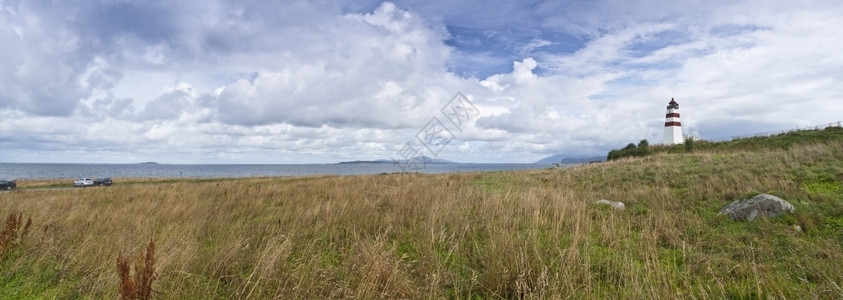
[1, 0, 842, 164]
[208, 1, 460, 130]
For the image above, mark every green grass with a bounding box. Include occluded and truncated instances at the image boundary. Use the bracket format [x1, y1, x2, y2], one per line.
[611, 125, 843, 160]
[1, 134, 842, 298]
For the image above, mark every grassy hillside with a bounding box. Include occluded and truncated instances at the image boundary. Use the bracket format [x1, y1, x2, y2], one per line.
[1, 139, 842, 298]
[609, 125, 843, 160]
[681, 125, 843, 152]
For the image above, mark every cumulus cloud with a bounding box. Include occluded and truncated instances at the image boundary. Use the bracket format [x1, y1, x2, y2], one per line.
[212, 2, 459, 129]
[1, 0, 842, 163]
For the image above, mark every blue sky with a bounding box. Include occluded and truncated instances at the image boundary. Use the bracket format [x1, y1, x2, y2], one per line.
[1, 0, 842, 164]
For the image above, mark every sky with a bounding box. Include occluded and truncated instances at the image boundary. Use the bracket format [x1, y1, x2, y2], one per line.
[1, 0, 842, 164]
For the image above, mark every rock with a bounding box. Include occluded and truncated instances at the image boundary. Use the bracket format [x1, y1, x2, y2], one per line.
[597, 199, 625, 210]
[719, 194, 794, 221]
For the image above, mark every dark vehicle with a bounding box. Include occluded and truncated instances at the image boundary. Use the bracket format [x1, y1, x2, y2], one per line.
[94, 178, 113, 186]
[0, 180, 16, 190]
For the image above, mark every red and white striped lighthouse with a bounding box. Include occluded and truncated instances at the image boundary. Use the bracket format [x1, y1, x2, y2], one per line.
[663, 98, 684, 144]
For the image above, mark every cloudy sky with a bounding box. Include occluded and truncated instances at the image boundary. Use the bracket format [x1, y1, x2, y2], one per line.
[1, 0, 842, 164]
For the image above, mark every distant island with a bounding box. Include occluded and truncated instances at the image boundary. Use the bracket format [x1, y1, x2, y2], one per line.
[337, 156, 458, 164]
[336, 159, 393, 164]
[534, 155, 605, 165]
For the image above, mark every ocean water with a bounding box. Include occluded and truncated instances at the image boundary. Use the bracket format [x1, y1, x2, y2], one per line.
[0, 163, 554, 180]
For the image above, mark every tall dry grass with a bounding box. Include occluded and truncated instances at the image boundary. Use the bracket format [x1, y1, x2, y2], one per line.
[117, 239, 157, 300]
[0, 141, 841, 298]
[0, 212, 31, 259]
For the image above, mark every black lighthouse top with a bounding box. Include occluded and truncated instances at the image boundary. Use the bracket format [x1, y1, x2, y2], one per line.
[667, 98, 679, 109]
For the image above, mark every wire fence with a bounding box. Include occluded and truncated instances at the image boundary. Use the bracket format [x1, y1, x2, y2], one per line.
[708, 121, 843, 142]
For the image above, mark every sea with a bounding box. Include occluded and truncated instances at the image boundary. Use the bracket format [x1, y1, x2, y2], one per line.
[0, 163, 554, 180]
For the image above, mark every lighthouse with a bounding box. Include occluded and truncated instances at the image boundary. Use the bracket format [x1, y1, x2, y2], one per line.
[663, 98, 684, 144]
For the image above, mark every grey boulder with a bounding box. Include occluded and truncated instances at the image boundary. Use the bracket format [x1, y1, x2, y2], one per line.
[597, 199, 625, 210]
[720, 194, 794, 221]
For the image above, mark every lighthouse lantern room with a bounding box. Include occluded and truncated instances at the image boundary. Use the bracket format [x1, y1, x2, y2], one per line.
[663, 98, 684, 145]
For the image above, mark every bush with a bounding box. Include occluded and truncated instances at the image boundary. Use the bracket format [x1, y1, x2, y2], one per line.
[607, 139, 651, 160]
[685, 137, 695, 153]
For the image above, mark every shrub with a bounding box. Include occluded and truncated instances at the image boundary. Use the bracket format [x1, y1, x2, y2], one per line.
[607, 139, 650, 160]
[685, 137, 695, 152]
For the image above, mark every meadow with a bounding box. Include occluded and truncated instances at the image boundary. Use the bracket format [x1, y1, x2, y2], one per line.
[1, 138, 842, 298]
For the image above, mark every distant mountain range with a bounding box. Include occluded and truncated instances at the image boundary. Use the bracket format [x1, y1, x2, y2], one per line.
[534, 155, 605, 164]
[337, 156, 458, 164]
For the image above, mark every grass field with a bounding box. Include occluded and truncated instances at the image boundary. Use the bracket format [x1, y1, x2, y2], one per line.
[1, 139, 842, 298]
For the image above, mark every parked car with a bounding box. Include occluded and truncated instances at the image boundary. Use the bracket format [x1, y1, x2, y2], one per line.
[73, 178, 94, 187]
[0, 180, 15, 190]
[94, 177, 113, 186]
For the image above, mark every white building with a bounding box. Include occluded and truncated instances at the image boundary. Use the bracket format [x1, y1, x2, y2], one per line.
[663, 98, 684, 144]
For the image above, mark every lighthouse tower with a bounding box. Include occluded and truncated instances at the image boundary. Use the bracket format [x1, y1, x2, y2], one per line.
[663, 98, 684, 144]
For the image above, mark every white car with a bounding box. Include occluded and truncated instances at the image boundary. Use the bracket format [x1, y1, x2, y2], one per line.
[73, 178, 94, 187]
